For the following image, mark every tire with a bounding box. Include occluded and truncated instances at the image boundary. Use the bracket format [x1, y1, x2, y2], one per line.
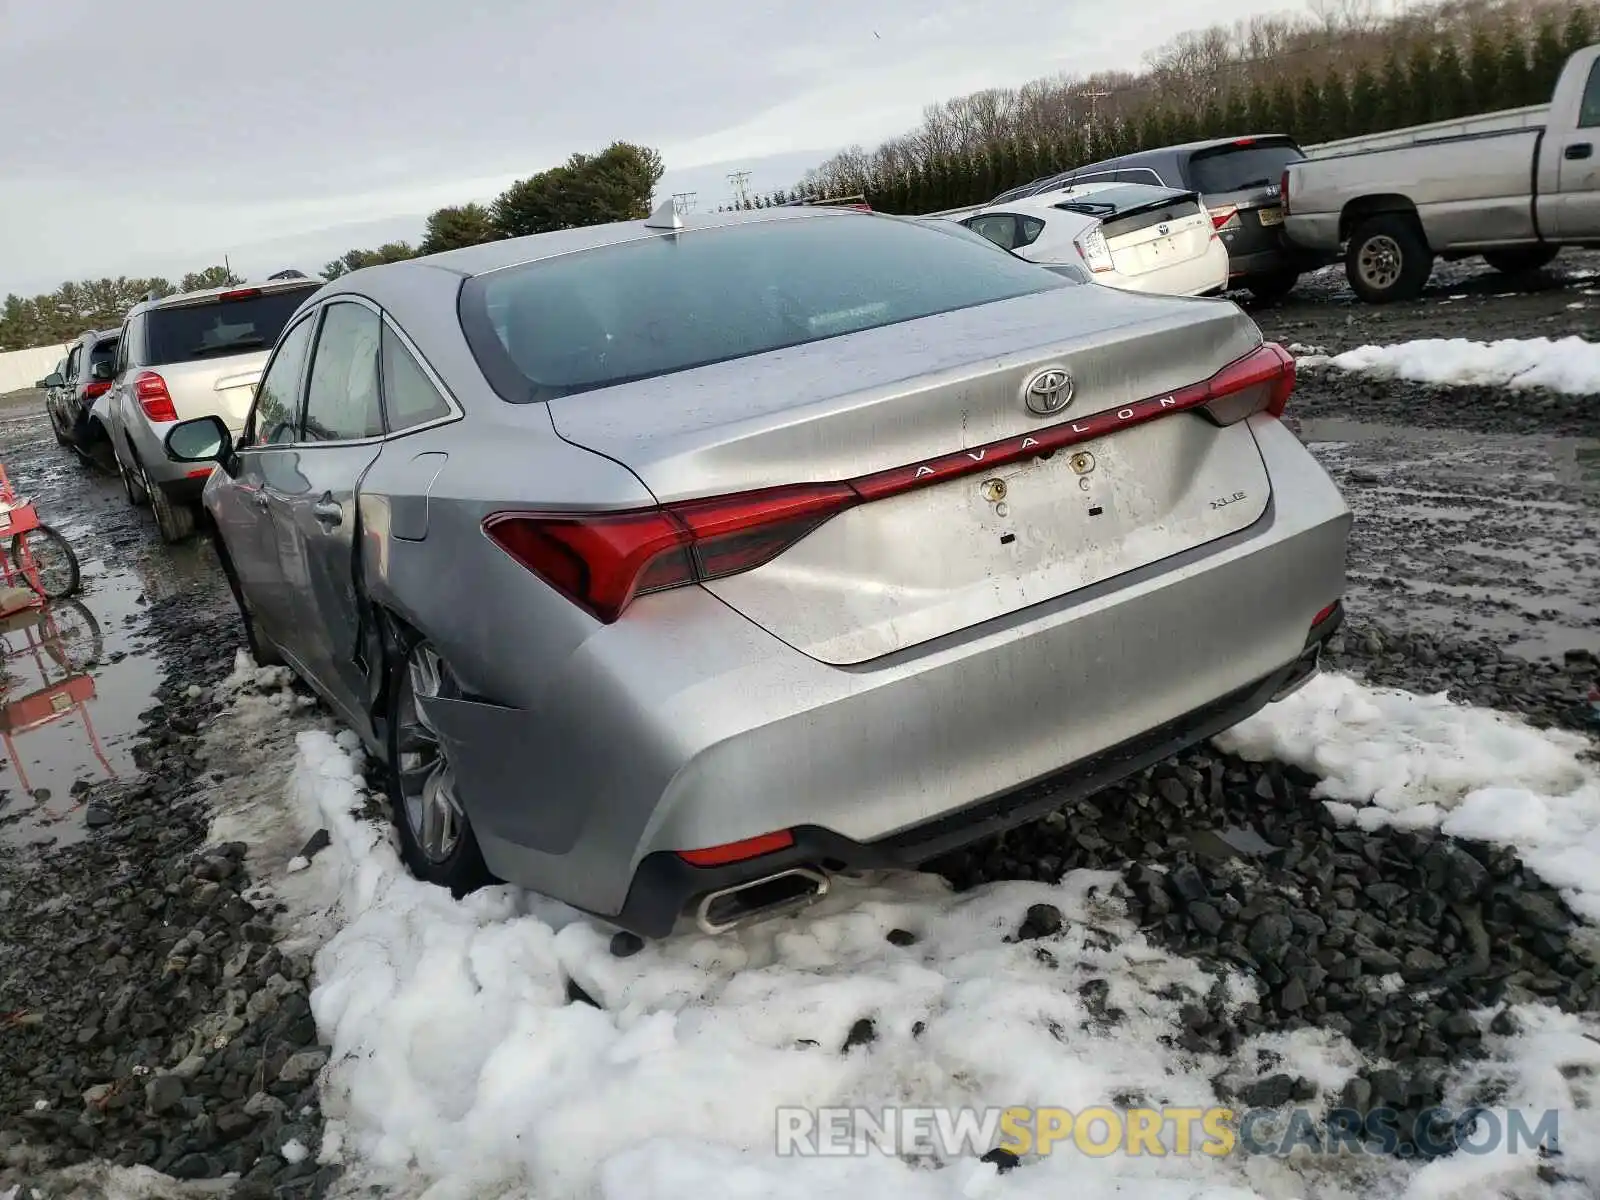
[119, 447, 148, 507]
[1346, 214, 1433, 303]
[50, 410, 71, 448]
[386, 633, 493, 897]
[145, 467, 197, 544]
[38, 599, 102, 673]
[12, 524, 82, 600]
[1482, 246, 1560, 276]
[1245, 271, 1300, 303]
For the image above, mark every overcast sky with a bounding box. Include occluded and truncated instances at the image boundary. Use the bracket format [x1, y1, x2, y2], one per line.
[0, 0, 1306, 297]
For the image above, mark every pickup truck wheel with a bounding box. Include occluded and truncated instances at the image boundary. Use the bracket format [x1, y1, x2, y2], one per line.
[1346, 215, 1433, 303]
[1482, 246, 1560, 276]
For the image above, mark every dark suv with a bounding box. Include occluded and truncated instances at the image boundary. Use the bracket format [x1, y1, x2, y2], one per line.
[987, 135, 1332, 301]
[41, 328, 122, 465]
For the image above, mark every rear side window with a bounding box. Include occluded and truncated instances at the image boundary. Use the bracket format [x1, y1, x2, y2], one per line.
[90, 339, 118, 372]
[965, 214, 1019, 249]
[144, 287, 318, 365]
[1580, 59, 1600, 128]
[380, 325, 453, 431]
[460, 215, 1064, 402]
[1186, 142, 1304, 194]
[303, 302, 384, 442]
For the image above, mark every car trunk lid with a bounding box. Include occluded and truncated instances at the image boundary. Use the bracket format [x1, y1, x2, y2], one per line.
[1097, 192, 1214, 277]
[543, 288, 1277, 665]
[149, 352, 271, 428]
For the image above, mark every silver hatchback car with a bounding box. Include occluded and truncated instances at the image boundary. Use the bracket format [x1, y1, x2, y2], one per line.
[164, 205, 1350, 937]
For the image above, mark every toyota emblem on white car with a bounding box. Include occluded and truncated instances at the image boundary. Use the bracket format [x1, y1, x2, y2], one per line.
[1023, 368, 1074, 416]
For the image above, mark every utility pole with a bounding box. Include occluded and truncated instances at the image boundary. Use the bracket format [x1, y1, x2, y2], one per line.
[727, 170, 752, 209]
[672, 191, 698, 214]
[1082, 89, 1112, 157]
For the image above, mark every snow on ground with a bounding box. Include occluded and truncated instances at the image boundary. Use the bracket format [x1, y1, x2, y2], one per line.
[1216, 673, 1600, 923]
[1294, 336, 1600, 394]
[251, 659, 1600, 1200]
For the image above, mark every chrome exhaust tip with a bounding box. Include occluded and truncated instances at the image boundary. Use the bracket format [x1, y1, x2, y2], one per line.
[694, 867, 830, 936]
[1270, 646, 1322, 702]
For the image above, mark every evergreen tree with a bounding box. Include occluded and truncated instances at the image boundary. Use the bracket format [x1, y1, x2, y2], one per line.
[1378, 52, 1409, 130]
[1436, 40, 1472, 120]
[1167, 106, 1198, 145]
[1348, 61, 1382, 136]
[1322, 66, 1351, 141]
[1272, 78, 1299, 138]
[1500, 32, 1535, 106]
[1137, 106, 1167, 151]
[1532, 13, 1567, 102]
[1199, 95, 1225, 139]
[1406, 43, 1438, 125]
[1245, 82, 1272, 132]
[1222, 90, 1249, 133]
[997, 139, 1023, 192]
[1295, 76, 1321, 141]
[1467, 25, 1503, 112]
[1563, 5, 1595, 60]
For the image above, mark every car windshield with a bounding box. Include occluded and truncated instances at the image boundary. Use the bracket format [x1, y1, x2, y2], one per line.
[460, 215, 1068, 402]
[1052, 183, 1183, 216]
[89, 338, 118, 370]
[1187, 141, 1304, 194]
[144, 287, 318, 364]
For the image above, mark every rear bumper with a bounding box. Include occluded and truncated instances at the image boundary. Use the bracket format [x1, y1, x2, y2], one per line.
[415, 416, 1351, 932]
[618, 602, 1343, 937]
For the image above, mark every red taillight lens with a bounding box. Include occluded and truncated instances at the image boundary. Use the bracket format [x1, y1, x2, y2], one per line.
[484, 482, 857, 623]
[1210, 205, 1240, 231]
[1280, 170, 1292, 216]
[487, 345, 1296, 622]
[84, 380, 111, 399]
[1199, 342, 1296, 425]
[677, 829, 795, 866]
[218, 288, 261, 301]
[134, 372, 177, 422]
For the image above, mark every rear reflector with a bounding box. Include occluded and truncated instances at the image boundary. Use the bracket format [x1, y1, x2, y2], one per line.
[84, 380, 111, 399]
[187, 467, 215, 479]
[1312, 602, 1338, 627]
[1210, 205, 1239, 231]
[133, 372, 178, 423]
[486, 342, 1298, 622]
[677, 829, 795, 866]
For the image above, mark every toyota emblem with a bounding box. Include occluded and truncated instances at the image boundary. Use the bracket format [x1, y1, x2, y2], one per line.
[1023, 367, 1074, 416]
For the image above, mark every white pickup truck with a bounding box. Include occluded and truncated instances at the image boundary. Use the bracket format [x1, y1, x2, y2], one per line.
[1282, 42, 1600, 302]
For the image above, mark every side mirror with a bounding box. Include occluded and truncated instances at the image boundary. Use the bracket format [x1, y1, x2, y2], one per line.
[38, 372, 64, 389]
[165, 415, 233, 463]
[90, 361, 114, 381]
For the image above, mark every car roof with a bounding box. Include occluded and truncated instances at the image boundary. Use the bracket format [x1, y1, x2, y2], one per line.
[988, 181, 1191, 215]
[409, 204, 854, 278]
[130, 276, 322, 315]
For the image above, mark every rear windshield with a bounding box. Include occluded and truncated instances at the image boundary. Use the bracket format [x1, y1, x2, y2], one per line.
[1053, 183, 1188, 217]
[89, 338, 118, 369]
[460, 215, 1068, 402]
[144, 287, 318, 364]
[1186, 141, 1304, 194]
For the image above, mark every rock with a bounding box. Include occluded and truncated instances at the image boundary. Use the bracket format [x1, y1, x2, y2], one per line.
[1246, 913, 1294, 959]
[244, 1091, 287, 1119]
[84, 803, 114, 829]
[1017, 903, 1063, 940]
[1187, 901, 1224, 937]
[1166, 864, 1209, 903]
[1241, 1073, 1295, 1108]
[145, 1074, 185, 1115]
[842, 1018, 876, 1053]
[1509, 891, 1569, 933]
[278, 1049, 329, 1085]
[1403, 948, 1448, 978]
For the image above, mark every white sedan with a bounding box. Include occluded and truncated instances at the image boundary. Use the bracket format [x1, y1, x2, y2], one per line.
[961, 182, 1230, 298]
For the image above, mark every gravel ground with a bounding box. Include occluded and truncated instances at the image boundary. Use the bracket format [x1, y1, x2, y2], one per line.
[0, 255, 1598, 1195]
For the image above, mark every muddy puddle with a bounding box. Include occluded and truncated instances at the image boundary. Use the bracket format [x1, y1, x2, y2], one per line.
[0, 443, 220, 851]
[1300, 418, 1600, 660]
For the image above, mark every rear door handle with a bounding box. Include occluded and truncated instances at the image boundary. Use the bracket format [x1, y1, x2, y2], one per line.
[1567, 142, 1592, 160]
[312, 498, 343, 527]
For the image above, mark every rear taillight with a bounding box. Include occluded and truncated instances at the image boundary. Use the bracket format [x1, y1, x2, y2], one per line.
[133, 372, 178, 423]
[1210, 205, 1240, 231]
[1199, 342, 1295, 425]
[84, 381, 111, 399]
[485, 482, 857, 623]
[486, 342, 1298, 622]
[1074, 226, 1114, 273]
[218, 288, 261, 301]
[1280, 170, 1291, 216]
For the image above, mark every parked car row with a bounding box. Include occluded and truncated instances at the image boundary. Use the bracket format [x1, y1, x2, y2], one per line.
[135, 200, 1351, 938]
[953, 40, 1600, 304]
[38, 275, 325, 540]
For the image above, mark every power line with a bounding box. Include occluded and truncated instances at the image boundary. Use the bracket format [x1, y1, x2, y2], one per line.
[672, 191, 698, 213]
[727, 171, 752, 208]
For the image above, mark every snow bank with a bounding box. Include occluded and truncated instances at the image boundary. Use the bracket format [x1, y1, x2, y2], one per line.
[1216, 673, 1600, 921]
[289, 731, 1310, 1200]
[1296, 335, 1600, 394]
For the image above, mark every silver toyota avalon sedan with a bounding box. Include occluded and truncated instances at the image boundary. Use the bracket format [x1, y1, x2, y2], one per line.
[163, 203, 1350, 938]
